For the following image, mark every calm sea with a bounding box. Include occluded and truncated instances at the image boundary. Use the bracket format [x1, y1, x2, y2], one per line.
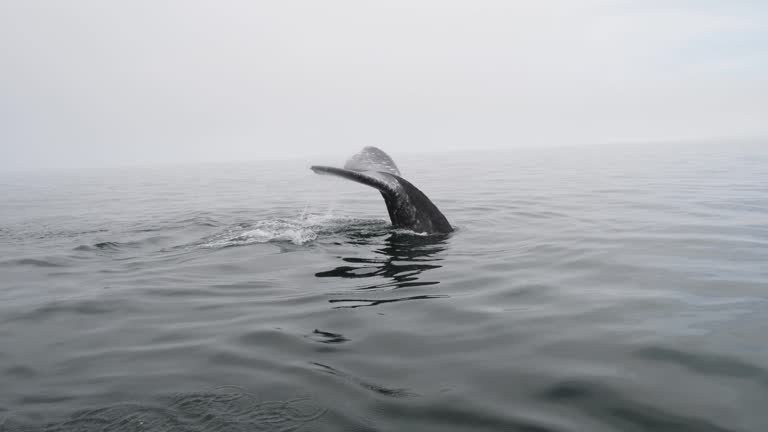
[1, 143, 767, 431]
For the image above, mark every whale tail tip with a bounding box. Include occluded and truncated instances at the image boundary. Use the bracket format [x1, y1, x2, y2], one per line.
[311, 147, 452, 234]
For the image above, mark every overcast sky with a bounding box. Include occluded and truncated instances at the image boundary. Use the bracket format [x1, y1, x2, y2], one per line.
[1, 0, 766, 172]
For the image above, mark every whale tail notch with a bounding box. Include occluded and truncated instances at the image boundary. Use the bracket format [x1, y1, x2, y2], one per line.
[311, 147, 453, 234]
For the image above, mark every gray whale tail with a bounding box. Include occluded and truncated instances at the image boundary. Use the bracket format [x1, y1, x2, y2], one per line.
[311, 147, 453, 234]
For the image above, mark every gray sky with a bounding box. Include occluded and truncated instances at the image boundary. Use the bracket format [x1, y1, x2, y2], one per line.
[1, 0, 766, 172]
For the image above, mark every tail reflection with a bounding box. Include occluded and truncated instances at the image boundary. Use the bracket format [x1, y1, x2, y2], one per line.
[316, 233, 447, 290]
[317, 232, 450, 308]
[328, 294, 449, 309]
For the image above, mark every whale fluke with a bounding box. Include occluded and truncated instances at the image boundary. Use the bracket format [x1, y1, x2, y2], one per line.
[311, 147, 453, 234]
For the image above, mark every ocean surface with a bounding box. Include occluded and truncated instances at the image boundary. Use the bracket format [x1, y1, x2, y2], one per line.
[1, 143, 767, 432]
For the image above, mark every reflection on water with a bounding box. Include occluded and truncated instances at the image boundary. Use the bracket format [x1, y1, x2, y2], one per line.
[328, 294, 450, 309]
[316, 233, 450, 309]
[316, 233, 448, 290]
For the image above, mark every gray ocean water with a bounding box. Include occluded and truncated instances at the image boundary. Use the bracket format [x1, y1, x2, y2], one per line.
[1, 143, 767, 431]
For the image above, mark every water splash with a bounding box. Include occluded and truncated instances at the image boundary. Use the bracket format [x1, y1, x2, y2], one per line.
[200, 214, 389, 248]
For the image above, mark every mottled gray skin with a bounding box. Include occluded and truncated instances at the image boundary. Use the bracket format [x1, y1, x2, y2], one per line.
[311, 147, 453, 234]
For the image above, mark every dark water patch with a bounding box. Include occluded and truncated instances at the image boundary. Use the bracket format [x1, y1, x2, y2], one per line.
[540, 380, 735, 432]
[3, 366, 37, 379]
[308, 329, 350, 344]
[175, 214, 222, 228]
[509, 210, 572, 220]
[378, 400, 565, 432]
[237, 329, 306, 350]
[210, 280, 277, 290]
[205, 350, 284, 372]
[73, 236, 177, 254]
[92, 241, 121, 250]
[472, 283, 559, 309]
[0, 226, 112, 244]
[16, 394, 73, 405]
[72, 241, 122, 252]
[4, 298, 127, 324]
[192, 280, 283, 297]
[636, 346, 768, 383]
[0, 257, 69, 268]
[142, 286, 224, 299]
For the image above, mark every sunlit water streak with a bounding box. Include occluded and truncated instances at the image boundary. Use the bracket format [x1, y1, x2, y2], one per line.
[1, 142, 767, 431]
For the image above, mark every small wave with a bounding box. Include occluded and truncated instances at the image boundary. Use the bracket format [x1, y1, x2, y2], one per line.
[4, 298, 126, 323]
[73, 236, 175, 253]
[0, 386, 325, 432]
[0, 257, 68, 268]
[73, 241, 122, 252]
[311, 362, 415, 397]
[200, 214, 389, 248]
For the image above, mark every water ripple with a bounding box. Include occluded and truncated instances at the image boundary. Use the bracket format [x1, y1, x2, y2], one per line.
[0, 387, 326, 432]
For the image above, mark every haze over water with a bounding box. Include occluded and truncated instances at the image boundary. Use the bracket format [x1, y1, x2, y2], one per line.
[1, 142, 766, 431]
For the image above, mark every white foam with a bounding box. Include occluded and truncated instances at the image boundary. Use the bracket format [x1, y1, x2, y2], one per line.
[200, 213, 388, 248]
[391, 228, 430, 237]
